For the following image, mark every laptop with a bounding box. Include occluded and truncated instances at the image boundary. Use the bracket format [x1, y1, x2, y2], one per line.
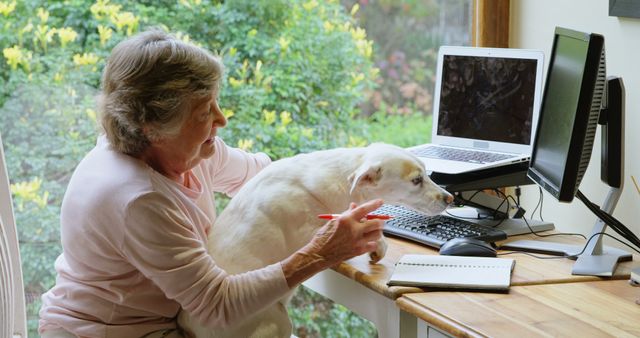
[409, 46, 545, 174]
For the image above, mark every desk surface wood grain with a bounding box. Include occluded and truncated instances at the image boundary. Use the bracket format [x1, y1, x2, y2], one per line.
[334, 234, 638, 299]
[397, 280, 640, 337]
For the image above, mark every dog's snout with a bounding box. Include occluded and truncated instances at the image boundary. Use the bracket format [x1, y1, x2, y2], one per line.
[442, 192, 454, 204]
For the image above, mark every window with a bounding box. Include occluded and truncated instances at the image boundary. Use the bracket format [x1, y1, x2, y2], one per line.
[0, 1, 503, 336]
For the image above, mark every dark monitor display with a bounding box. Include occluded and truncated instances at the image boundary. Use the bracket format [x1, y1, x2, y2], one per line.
[527, 27, 605, 202]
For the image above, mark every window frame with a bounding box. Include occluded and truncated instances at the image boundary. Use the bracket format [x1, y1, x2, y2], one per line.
[472, 0, 510, 47]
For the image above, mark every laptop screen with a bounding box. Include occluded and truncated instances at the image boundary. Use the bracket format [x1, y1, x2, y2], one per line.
[437, 54, 538, 145]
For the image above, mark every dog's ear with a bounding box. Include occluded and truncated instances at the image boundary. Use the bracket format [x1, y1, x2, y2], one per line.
[349, 163, 382, 195]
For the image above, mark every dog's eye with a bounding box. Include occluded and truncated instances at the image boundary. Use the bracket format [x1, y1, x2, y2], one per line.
[411, 176, 423, 186]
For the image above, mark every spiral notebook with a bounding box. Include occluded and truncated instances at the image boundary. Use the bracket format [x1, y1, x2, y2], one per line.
[388, 254, 515, 291]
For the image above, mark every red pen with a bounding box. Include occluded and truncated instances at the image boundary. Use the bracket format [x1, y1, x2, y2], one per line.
[317, 214, 393, 220]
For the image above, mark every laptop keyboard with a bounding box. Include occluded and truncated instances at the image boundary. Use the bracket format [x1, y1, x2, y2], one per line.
[376, 204, 507, 248]
[410, 145, 514, 164]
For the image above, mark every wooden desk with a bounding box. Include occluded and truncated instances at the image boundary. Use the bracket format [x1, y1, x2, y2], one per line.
[303, 235, 637, 338]
[396, 280, 640, 337]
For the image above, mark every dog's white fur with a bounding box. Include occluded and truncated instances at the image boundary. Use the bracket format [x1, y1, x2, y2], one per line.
[178, 143, 451, 337]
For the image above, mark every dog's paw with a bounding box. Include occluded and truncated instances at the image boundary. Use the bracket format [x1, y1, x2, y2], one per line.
[369, 238, 387, 263]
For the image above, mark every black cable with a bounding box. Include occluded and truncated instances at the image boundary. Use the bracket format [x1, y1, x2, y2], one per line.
[456, 189, 586, 239]
[488, 188, 510, 228]
[453, 190, 484, 208]
[576, 190, 637, 244]
[492, 188, 510, 217]
[583, 193, 638, 243]
[451, 189, 510, 227]
[498, 230, 640, 259]
[538, 186, 544, 221]
[448, 187, 638, 259]
[505, 195, 586, 239]
[497, 189, 640, 262]
[447, 190, 492, 220]
[528, 186, 544, 222]
[576, 189, 640, 249]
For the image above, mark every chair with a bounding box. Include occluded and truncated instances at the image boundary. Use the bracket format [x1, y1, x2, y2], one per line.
[0, 132, 28, 337]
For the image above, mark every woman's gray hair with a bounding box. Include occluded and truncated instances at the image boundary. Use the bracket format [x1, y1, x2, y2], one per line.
[98, 29, 223, 155]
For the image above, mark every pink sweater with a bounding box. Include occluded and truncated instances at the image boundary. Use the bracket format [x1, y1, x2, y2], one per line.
[39, 136, 290, 338]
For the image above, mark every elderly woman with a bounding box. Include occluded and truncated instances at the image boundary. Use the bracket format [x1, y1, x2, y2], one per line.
[38, 30, 384, 338]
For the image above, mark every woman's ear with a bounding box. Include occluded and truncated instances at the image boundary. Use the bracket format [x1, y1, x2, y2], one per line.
[142, 125, 163, 145]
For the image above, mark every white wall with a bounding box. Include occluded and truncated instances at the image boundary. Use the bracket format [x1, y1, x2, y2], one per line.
[510, 0, 640, 248]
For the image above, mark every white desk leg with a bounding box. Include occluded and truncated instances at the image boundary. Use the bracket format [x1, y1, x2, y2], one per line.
[399, 309, 419, 338]
[401, 309, 450, 338]
[304, 269, 403, 338]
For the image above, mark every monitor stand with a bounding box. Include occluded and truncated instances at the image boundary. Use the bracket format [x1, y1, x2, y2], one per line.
[501, 187, 632, 277]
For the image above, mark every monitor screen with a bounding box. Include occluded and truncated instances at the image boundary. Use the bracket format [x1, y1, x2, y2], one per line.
[527, 27, 605, 202]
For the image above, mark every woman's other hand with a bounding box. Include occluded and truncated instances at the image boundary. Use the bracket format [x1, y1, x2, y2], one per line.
[281, 199, 385, 287]
[308, 199, 385, 266]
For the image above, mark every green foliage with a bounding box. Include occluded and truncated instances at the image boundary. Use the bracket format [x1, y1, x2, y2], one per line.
[131, 0, 379, 157]
[0, 79, 99, 297]
[365, 111, 433, 147]
[342, 0, 443, 117]
[289, 286, 377, 337]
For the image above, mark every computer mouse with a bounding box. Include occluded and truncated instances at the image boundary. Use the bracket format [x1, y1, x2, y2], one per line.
[439, 237, 497, 257]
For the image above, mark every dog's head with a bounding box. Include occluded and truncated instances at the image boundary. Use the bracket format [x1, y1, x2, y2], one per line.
[348, 143, 453, 215]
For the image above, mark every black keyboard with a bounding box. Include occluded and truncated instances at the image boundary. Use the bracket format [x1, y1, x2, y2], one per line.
[410, 145, 514, 164]
[376, 204, 507, 248]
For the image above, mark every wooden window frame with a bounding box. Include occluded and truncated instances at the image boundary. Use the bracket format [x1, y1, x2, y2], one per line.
[472, 0, 510, 47]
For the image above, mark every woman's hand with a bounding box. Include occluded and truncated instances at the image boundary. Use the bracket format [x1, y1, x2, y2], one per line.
[281, 199, 385, 287]
[307, 199, 385, 266]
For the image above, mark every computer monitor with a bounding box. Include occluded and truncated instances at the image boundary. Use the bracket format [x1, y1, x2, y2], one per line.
[501, 27, 632, 276]
[527, 28, 605, 202]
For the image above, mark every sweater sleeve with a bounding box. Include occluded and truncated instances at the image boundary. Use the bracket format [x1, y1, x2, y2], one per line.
[122, 193, 290, 328]
[206, 137, 271, 197]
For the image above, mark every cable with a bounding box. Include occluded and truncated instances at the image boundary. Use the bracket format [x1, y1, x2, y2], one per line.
[450, 188, 639, 252]
[450, 189, 510, 227]
[538, 187, 544, 221]
[452, 190, 484, 208]
[576, 189, 640, 250]
[526, 186, 544, 222]
[576, 190, 638, 245]
[447, 190, 493, 220]
[497, 189, 640, 261]
[487, 188, 510, 228]
[529, 186, 544, 222]
[505, 195, 586, 239]
[498, 230, 640, 259]
[513, 186, 526, 218]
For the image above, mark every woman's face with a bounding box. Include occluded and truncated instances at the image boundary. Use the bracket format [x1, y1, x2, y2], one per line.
[147, 91, 227, 179]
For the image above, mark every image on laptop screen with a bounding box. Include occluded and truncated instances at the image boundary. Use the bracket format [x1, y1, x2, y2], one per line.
[437, 54, 538, 145]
